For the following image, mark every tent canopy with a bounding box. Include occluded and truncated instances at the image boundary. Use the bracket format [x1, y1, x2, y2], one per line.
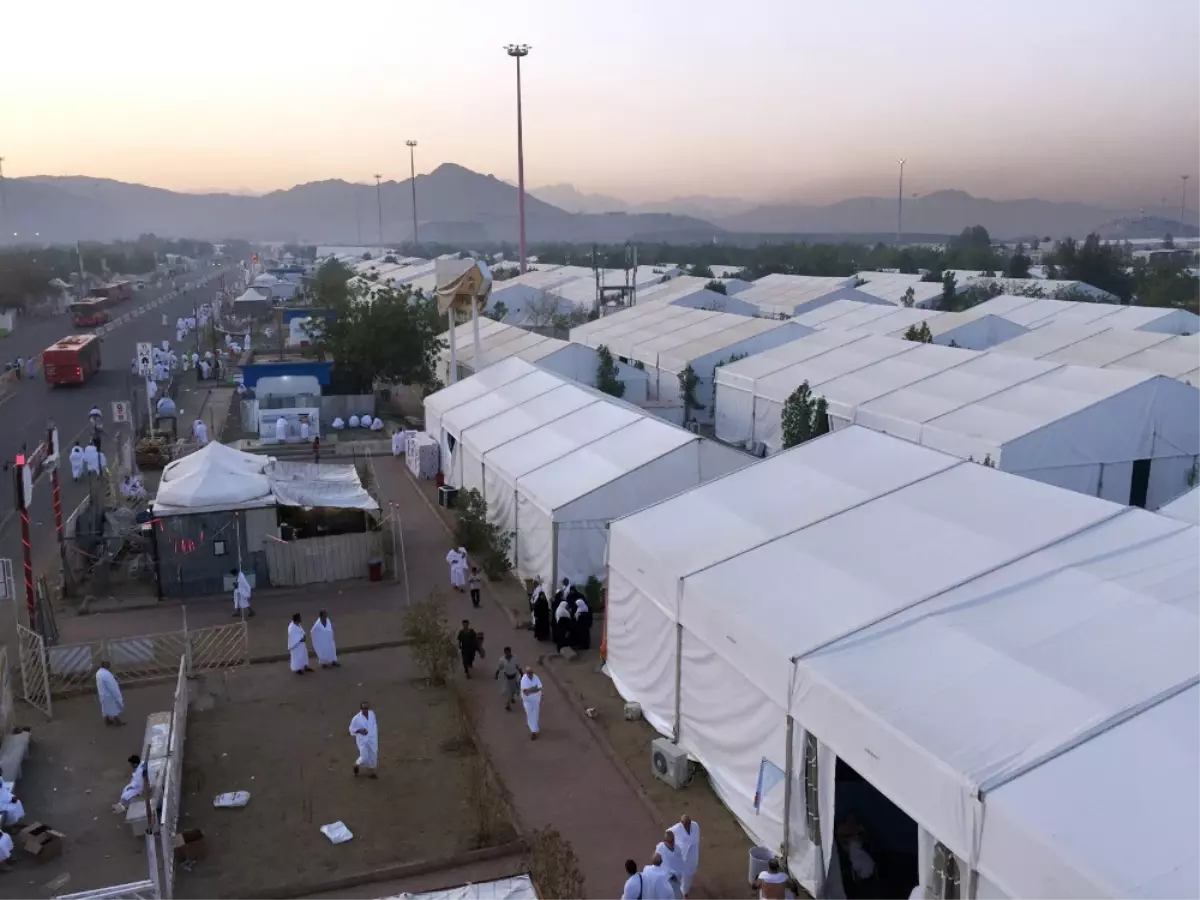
[606, 426, 1198, 898]
[153, 442, 378, 515]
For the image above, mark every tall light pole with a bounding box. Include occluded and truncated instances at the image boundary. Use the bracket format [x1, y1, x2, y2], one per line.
[896, 158, 906, 246]
[0, 156, 8, 242]
[504, 44, 531, 273]
[373, 174, 384, 247]
[1180, 174, 1190, 240]
[406, 141, 419, 247]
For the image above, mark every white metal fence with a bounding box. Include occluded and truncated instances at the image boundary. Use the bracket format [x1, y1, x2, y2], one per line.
[158, 658, 188, 900]
[56, 879, 159, 900]
[0, 646, 13, 736]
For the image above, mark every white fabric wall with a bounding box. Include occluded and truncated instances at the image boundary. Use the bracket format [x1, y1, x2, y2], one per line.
[554, 520, 611, 587]
[754, 397, 786, 455]
[604, 566, 676, 736]
[699, 438, 753, 481]
[484, 467, 518, 563]
[1147, 455, 1196, 510]
[714, 382, 756, 446]
[515, 494, 554, 583]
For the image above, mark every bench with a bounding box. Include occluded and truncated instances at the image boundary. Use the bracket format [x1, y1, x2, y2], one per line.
[124, 711, 171, 837]
[0, 731, 31, 784]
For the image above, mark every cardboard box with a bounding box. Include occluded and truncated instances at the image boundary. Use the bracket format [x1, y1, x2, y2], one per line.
[173, 828, 206, 862]
[19, 823, 64, 860]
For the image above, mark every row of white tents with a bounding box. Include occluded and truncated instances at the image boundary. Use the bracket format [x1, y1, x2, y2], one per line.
[604, 425, 1198, 900]
[424, 357, 749, 586]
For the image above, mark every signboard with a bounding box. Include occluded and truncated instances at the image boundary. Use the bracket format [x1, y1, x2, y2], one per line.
[136, 342, 153, 377]
[112, 401, 131, 424]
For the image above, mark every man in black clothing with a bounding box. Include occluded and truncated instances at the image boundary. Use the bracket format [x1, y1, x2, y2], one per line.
[457, 620, 480, 677]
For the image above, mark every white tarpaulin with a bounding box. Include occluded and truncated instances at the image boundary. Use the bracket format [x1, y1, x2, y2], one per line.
[383, 874, 536, 900]
[605, 426, 1199, 900]
[154, 442, 377, 515]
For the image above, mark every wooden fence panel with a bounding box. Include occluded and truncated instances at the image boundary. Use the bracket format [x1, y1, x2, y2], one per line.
[264, 532, 382, 587]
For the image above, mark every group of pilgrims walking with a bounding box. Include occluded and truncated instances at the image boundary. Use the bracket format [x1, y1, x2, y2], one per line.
[529, 576, 593, 652]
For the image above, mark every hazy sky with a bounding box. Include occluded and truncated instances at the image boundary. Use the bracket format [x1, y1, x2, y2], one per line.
[3, 0, 1197, 208]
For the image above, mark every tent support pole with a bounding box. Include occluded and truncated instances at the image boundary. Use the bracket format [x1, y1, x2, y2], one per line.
[549, 521, 558, 600]
[672, 621, 683, 743]
[781, 715, 794, 863]
[448, 310, 457, 384]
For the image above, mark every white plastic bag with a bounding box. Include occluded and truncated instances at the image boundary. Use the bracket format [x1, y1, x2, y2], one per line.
[320, 821, 354, 844]
[213, 791, 251, 808]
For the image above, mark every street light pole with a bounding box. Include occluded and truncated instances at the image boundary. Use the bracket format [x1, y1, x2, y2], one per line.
[504, 44, 531, 274]
[374, 174, 384, 247]
[896, 158, 907, 246]
[406, 141, 419, 248]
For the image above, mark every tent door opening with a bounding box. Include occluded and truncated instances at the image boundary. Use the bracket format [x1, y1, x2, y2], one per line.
[833, 759, 918, 900]
[1129, 458, 1151, 508]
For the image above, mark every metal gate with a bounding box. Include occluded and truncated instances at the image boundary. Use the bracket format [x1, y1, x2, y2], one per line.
[16, 623, 52, 718]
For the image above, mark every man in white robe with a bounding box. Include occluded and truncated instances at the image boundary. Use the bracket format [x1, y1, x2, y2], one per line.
[0, 782, 24, 826]
[0, 827, 12, 868]
[69, 444, 84, 481]
[669, 815, 701, 898]
[231, 567, 254, 617]
[655, 830, 685, 899]
[446, 547, 465, 591]
[82, 443, 101, 475]
[332, 417, 345, 430]
[275, 416, 288, 442]
[349, 701, 378, 777]
[193, 419, 208, 445]
[348, 415, 360, 429]
[287, 614, 311, 674]
[162, 313, 168, 327]
[96, 661, 124, 725]
[369, 416, 384, 431]
[391, 430, 405, 456]
[300, 419, 310, 441]
[119, 755, 145, 809]
[311, 611, 339, 667]
[520, 667, 543, 740]
[147, 377, 158, 400]
[641, 854, 676, 900]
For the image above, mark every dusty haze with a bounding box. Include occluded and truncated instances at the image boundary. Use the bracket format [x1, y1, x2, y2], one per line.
[2, 0, 1196, 209]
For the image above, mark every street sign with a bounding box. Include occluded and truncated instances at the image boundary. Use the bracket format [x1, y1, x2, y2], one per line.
[136, 342, 152, 377]
[112, 401, 131, 424]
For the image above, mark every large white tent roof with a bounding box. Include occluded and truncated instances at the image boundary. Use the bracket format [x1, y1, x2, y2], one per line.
[607, 426, 1199, 898]
[853, 273, 944, 306]
[964, 294, 1199, 334]
[732, 274, 865, 316]
[792, 298, 1025, 346]
[1159, 486, 1200, 525]
[992, 326, 1199, 383]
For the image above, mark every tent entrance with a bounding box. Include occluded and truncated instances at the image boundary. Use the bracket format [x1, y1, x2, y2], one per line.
[833, 759, 918, 899]
[1129, 458, 1151, 508]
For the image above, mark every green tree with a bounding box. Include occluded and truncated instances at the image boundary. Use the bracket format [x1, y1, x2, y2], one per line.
[945, 225, 1000, 270]
[705, 279, 728, 295]
[780, 381, 831, 449]
[595, 345, 626, 398]
[900, 286, 916, 307]
[1006, 243, 1031, 278]
[691, 264, 715, 279]
[486, 300, 509, 322]
[678, 364, 702, 421]
[939, 271, 958, 310]
[310, 272, 443, 393]
[903, 321, 934, 343]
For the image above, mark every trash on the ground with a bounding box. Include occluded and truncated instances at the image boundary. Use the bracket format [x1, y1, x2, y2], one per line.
[624, 702, 643, 721]
[43, 872, 70, 892]
[585, 707, 597, 718]
[213, 791, 250, 809]
[320, 821, 353, 844]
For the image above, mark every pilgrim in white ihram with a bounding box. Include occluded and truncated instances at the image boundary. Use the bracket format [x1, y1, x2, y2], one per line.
[311, 611, 339, 667]
[668, 815, 701, 898]
[96, 661, 124, 725]
[287, 614, 311, 674]
[520, 668, 543, 739]
[231, 568, 254, 616]
[655, 830, 685, 899]
[119, 755, 145, 808]
[349, 702, 378, 777]
[0, 780, 24, 826]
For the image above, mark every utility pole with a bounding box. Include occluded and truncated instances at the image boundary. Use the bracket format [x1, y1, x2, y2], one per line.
[896, 158, 907, 246]
[355, 191, 362, 246]
[47, 423, 66, 588]
[374, 174, 384, 247]
[504, 44, 531, 273]
[76, 240, 87, 301]
[1181, 175, 1190, 237]
[406, 141, 419, 247]
[0, 156, 8, 242]
[13, 453, 34, 625]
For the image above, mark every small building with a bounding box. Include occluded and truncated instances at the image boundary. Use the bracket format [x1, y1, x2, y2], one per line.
[438, 319, 648, 402]
[423, 357, 750, 587]
[571, 304, 813, 423]
[232, 288, 272, 319]
[151, 442, 381, 596]
[714, 331, 1200, 509]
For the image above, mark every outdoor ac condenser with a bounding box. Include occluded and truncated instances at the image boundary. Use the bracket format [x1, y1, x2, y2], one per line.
[650, 737, 692, 790]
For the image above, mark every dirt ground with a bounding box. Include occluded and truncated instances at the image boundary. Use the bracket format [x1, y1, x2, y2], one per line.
[0, 683, 177, 899]
[175, 646, 516, 898]
[547, 652, 757, 899]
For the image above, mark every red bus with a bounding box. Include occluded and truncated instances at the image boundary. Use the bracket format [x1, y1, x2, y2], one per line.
[69, 298, 111, 327]
[43, 334, 103, 386]
[88, 281, 134, 305]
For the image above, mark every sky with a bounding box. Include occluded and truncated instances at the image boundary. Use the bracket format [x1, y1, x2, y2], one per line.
[2, 0, 1197, 209]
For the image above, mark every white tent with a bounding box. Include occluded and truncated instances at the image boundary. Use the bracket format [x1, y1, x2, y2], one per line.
[963, 295, 1198, 334]
[792, 298, 1028, 350]
[714, 331, 1200, 509]
[422, 358, 749, 585]
[991, 326, 1200, 384]
[605, 426, 1199, 899]
[732, 274, 878, 316]
[153, 442, 377, 515]
[1158, 485, 1200, 524]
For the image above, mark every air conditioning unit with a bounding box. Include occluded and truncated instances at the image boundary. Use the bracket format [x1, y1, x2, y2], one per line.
[750, 441, 767, 458]
[650, 737, 692, 790]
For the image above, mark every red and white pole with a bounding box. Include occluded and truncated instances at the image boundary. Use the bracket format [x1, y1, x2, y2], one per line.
[48, 425, 66, 576]
[13, 454, 34, 625]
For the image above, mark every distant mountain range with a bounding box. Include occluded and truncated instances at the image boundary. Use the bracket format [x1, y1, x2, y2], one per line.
[1, 164, 721, 246]
[3, 164, 1195, 247]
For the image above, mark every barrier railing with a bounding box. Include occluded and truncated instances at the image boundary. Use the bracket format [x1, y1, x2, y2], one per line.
[159, 658, 188, 899]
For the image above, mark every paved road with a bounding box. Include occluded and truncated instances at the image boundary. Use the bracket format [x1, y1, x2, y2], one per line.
[0, 265, 240, 597]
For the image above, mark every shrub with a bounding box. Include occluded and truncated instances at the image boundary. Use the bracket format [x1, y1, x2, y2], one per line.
[781, 381, 831, 449]
[525, 827, 586, 900]
[454, 488, 513, 581]
[404, 591, 458, 686]
[595, 345, 625, 398]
